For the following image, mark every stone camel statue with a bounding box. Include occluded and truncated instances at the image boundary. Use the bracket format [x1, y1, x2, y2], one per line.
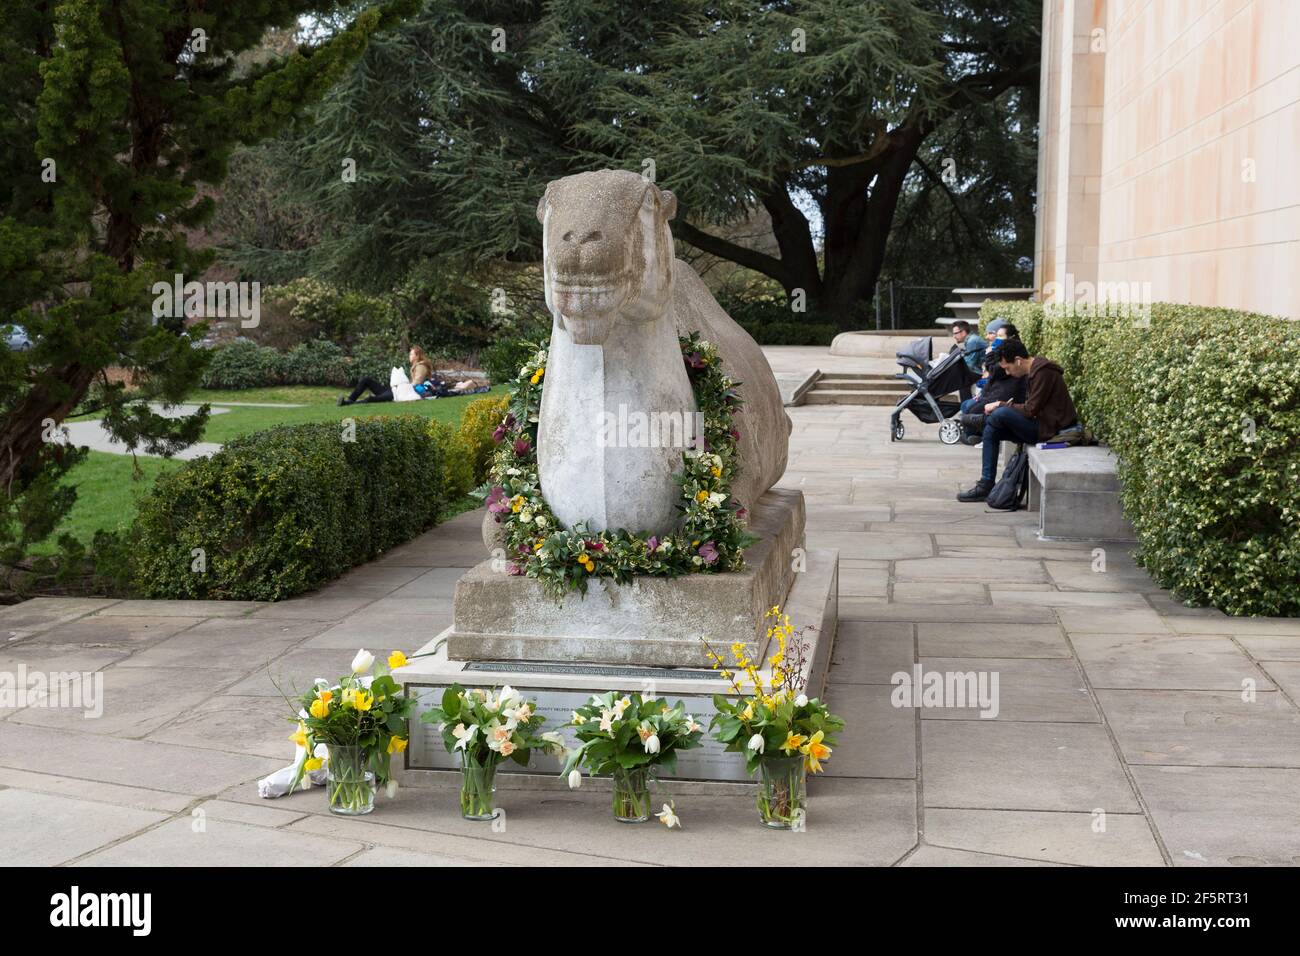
[489, 168, 791, 544]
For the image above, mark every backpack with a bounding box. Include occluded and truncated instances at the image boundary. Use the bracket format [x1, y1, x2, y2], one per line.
[986, 444, 1030, 511]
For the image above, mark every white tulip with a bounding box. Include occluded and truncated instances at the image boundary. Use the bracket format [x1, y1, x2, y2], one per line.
[385, 779, 399, 799]
[351, 649, 374, 675]
[644, 733, 661, 754]
[567, 769, 582, 790]
[747, 733, 765, 754]
[795, 694, 808, 708]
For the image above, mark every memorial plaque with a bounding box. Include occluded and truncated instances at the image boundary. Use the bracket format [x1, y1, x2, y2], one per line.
[405, 669, 748, 782]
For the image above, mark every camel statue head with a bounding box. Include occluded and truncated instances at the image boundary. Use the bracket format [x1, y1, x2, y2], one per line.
[537, 170, 678, 345]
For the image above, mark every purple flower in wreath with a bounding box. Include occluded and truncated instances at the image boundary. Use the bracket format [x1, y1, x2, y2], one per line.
[486, 486, 509, 516]
[646, 536, 660, 554]
[506, 562, 523, 576]
[685, 351, 706, 370]
[697, 541, 720, 565]
[492, 413, 517, 444]
[735, 505, 747, 520]
[513, 437, 532, 457]
[729, 427, 740, 441]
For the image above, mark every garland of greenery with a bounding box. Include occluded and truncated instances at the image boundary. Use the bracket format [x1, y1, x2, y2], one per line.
[480, 331, 756, 599]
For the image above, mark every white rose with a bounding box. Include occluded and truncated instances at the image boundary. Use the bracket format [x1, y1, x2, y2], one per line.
[795, 694, 808, 707]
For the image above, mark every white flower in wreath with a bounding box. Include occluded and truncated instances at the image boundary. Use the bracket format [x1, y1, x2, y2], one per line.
[692, 556, 703, 566]
[534, 515, 548, 528]
[506, 467, 521, 476]
[598, 709, 616, 734]
[520, 510, 532, 523]
[706, 491, 727, 509]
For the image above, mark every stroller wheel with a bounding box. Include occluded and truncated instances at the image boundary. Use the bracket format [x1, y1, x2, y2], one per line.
[939, 419, 962, 445]
[892, 421, 905, 442]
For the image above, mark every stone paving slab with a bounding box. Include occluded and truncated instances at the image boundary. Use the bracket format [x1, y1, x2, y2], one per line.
[75, 817, 366, 867]
[917, 622, 1070, 659]
[0, 789, 169, 865]
[917, 657, 1098, 722]
[1071, 633, 1274, 691]
[900, 845, 1064, 866]
[923, 808, 1164, 866]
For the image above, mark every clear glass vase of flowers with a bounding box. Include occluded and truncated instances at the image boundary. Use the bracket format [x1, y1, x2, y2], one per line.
[287, 649, 415, 816]
[561, 691, 703, 826]
[419, 684, 565, 821]
[703, 607, 845, 829]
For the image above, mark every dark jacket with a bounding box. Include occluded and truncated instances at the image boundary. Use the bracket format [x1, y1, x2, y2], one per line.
[1008, 357, 1078, 440]
[978, 366, 1026, 406]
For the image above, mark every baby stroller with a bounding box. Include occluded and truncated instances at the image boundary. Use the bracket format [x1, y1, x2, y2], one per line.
[888, 336, 979, 444]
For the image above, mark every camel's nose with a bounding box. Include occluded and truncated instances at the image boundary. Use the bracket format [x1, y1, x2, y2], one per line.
[560, 229, 603, 245]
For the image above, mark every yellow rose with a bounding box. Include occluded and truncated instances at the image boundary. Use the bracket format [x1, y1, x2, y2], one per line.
[387, 650, 408, 670]
[309, 697, 330, 719]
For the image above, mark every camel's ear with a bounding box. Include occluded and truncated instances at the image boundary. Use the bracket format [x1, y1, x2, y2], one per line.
[660, 189, 677, 221]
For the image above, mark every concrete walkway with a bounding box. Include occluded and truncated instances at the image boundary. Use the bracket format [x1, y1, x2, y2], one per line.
[3, 346, 1299, 866]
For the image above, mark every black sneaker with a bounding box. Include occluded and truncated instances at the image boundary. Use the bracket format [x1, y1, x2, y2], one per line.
[337, 395, 350, 406]
[957, 480, 993, 502]
[959, 434, 982, 446]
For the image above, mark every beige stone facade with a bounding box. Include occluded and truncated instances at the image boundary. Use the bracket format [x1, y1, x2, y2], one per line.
[1034, 0, 1300, 319]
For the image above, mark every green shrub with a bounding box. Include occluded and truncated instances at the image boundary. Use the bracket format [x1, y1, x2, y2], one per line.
[458, 394, 509, 485]
[282, 339, 350, 387]
[131, 417, 448, 600]
[978, 299, 1300, 616]
[480, 317, 550, 386]
[428, 419, 473, 500]
[199, 340, 286, 389]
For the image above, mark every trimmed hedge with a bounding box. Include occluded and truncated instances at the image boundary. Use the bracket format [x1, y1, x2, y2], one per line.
[132, 417, 450, 600]
[457, 394, 510, 485]
[978, 299, 1300, 616]
[198, 338, 399, 390]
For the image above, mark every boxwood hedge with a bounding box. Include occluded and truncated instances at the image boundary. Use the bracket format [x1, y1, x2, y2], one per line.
[132, 417, 450, 600]
[979, 299, 1300, 616]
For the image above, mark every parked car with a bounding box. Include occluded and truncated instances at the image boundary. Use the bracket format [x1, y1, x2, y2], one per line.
[4, 326, 32, 351]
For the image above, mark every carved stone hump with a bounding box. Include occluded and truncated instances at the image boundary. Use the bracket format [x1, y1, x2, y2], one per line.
[506, 168, 791, 542]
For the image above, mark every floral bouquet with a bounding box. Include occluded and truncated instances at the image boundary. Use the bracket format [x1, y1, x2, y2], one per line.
[419, 684, 565, 820]
[703, 607, 845, 828]
[287, 649, 415, 816]
[561, 691, 703, 826]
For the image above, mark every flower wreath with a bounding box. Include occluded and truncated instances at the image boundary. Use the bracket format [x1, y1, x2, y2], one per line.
[480, 331, 757, 599]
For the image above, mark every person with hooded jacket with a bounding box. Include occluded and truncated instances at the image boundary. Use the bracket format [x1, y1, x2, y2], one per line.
[957, 338, 1079, 502]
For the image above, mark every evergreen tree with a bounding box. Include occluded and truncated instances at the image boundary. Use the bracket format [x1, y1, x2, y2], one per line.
[219, 0, 1039, 326]
[0, 0, 416, 571]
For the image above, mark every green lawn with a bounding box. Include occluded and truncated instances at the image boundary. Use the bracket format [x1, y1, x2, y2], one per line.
[42, 385, 504, 552]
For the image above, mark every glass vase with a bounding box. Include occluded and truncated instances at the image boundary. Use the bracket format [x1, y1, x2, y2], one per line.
[460, 752, 499, 821]
[611, 766, 652, 823]
[327, 746, 376, 816]
[757, 754, 807, 829]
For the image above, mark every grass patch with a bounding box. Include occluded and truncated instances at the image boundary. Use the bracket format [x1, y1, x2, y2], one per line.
[45, 386, 504, 550]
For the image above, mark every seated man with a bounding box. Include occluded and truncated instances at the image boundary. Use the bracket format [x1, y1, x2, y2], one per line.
[952, 320, 987, 373]
[957, 338, 1027, 446]
[956, 339, 1079, 502]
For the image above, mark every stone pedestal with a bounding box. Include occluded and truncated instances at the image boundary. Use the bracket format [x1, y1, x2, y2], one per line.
[450, 488, 806, 668]
[393, 547, 837, 785]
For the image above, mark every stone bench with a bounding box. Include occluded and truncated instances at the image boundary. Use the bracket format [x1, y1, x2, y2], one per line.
[1026, 445, 1135, 542]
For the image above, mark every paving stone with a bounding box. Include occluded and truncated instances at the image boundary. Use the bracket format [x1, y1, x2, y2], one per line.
[1131, 765, 1300, 866]
[24, 615, 202, 651]
[147, 694, 300, 759]
[341, 846, 489, 866]
[1057, 606, 1171, 634]
[803, 531, 934, 560]
[922, 721, 1139, 812]
[923, 808, 1164, 866]
[842, 602, 1058, 624]
[895, 557, 1048, 583]
[221, 648, 363, 697]
[1260, 661, 1300, 698]
[917, 657, 1098, 722]
[116, 617, 324, 670]
[899, 844, 1064, 866]
[829, 622, 913, 684]
[0, 789, 167, 865]
[1096, 689, 1300, 767]
[286, 776, 919, 867]
[0, 648, 130, 713]
[0, 767, 192, 813]
[76, 816, 363, 867]
[989, 589, 1148, 608]
[249, 597, 377, 621]
[0, 598, 120, 634]
[836, 568, 890, 597]
[0, 723, 281, 795]
[384, 567, 475, 600]
[192, 798, 309, 828]
[99, 599, 263, 618]
[1168, 616, 1300, 637]
[314, 564, 429, 598]
[917, 622, 1070, 659]
[12, 664, 245, 738]
[1044, 560, 1157, 592]
[301, 603, 455, 650]
[891, 582, 989, 604]
[1235, 636, 1300, 662]
[1072, 634, 1273, 691]
[822, 684, 916, 778]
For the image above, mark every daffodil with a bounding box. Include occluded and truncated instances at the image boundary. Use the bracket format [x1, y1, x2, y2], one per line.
[309, 697, 330, 719]
[387, 650, 408, 670]
[303, 757, 324, 772]
[452, 722, 478, 751]
[352, 690, 374, 712]
[387, 736, 408, 754]
[781, 731, 807, 754]
[656, 804, 681, 828]
[290, 721, 308, 749]
[800, 730, 831, 772]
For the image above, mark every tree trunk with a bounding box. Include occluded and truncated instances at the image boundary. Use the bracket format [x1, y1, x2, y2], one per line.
[0, 364, 97, 495]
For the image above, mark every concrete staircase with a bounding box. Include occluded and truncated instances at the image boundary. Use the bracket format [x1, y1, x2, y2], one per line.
[802, 371, 911, 406]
